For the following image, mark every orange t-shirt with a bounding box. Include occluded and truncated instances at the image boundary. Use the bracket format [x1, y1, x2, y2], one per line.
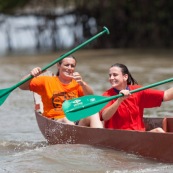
[29, 76, 84, 119]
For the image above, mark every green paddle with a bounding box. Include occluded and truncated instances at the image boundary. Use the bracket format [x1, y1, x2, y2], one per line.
[0, 26, 110, 106]
[63, 77, 173, 121]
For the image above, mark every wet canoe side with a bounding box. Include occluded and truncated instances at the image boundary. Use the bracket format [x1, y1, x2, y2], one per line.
[35, 111, 173, 163]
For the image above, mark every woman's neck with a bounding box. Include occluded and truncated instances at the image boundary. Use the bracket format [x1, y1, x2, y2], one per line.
[115, 83, 127, 90]
[58, 75, 72, 84]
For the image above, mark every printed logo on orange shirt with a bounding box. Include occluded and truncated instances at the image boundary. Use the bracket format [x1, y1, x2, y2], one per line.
[52, 91, 77, 111]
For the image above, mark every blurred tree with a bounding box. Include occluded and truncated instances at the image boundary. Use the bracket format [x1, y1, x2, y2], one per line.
[72, 0, 173, 48]
[0, 0, 28, 13]
[0, 0, 173, 52]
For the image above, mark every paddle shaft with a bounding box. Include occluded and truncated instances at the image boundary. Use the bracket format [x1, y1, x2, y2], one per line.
[68, 77, 173, 113]
[0, 26, 109, 99]
[42, 27, 109, 71]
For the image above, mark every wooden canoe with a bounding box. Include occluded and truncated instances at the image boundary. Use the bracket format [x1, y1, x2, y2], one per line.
[33, 71, 173, 163]
[35, 110, 173, 163]
[34, 92, 173, 163]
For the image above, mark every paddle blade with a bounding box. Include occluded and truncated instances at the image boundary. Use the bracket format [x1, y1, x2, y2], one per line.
[0, 88, 12, 105]
[62, 95, 108, 121]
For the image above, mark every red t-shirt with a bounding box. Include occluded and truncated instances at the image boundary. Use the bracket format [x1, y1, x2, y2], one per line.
[99, 85, 164, 131]
[29, 76, 84, 119]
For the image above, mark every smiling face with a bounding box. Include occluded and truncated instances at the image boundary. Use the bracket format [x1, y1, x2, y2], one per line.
[109, 66, 128, 90]
[57, 57, 76, 82]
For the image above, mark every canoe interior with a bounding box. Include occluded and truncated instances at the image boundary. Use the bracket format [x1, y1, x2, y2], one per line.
[144, 116, 173, 132]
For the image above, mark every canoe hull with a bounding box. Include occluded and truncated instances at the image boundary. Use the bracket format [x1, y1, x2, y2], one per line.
[35, 111, 173, 163]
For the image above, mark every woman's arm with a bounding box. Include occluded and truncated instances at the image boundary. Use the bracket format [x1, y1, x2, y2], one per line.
[163, 87, 173, 101]
[73, 72, 94, 95]
[19, 67, 42, 90]
[102, 89, 131, 121]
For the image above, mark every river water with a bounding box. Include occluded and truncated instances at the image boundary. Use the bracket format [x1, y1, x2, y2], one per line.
[0, 49, 173, 172]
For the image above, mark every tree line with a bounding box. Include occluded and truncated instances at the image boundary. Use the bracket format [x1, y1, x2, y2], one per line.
[0, 0, 173, 52]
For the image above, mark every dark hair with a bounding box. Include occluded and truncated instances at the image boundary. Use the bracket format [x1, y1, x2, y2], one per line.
[56, 55, 77, 76]
[111, 63, 138, 85]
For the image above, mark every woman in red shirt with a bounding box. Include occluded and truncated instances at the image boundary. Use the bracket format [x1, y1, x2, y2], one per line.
[100, 63, 173, 132]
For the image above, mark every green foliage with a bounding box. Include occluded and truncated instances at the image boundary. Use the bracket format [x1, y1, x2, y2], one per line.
[0, 0, 29, 13]
[1, 0, 173, 48]
[73, 0, 173, 48]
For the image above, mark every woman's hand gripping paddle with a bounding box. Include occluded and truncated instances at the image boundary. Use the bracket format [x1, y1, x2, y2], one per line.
[63, 77, 173, 121]
[0, 26, 110, 106]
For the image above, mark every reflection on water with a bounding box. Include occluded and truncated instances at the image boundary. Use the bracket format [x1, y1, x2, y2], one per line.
[1, 49, 173, 172]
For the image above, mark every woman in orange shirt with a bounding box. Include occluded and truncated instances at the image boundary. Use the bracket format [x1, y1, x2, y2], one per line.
[19, 55, 103, 128]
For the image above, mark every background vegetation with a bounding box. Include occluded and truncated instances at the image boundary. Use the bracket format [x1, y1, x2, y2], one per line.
[0, 0, 173, 53]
